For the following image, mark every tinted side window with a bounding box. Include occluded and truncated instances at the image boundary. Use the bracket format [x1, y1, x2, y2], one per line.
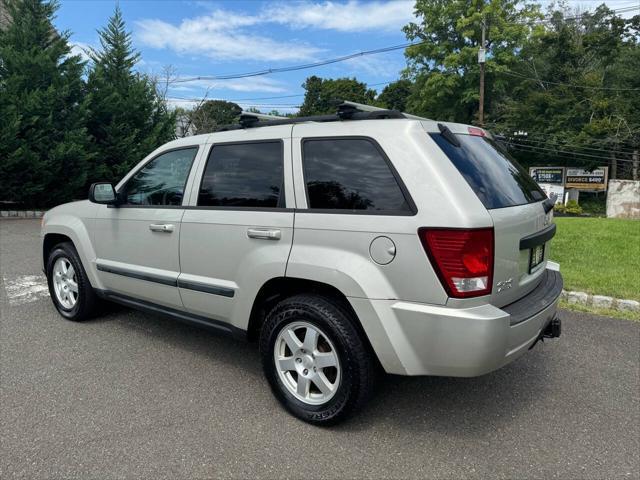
[198, 142, 283, 208]
[123, 147, 197, 206]
[302, 138, 411, 213]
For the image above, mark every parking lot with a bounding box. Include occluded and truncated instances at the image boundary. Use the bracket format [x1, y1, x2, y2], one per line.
[1, 219, 638, 479]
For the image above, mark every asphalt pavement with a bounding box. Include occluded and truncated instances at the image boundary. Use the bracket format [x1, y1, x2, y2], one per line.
[1, 219, 639, 479]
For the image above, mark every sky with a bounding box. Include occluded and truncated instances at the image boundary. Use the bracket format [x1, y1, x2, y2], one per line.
[53, 0, 640, 113]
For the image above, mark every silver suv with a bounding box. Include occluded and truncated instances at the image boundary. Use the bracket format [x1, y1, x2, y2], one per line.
[41, 103, 563, 425]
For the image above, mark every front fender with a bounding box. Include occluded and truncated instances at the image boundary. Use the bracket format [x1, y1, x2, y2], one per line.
[42, 204, 102, 290]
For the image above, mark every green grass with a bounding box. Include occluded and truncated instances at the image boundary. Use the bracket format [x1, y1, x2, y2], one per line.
[551, 217, 640, 302]
[559, 300, 639, 321]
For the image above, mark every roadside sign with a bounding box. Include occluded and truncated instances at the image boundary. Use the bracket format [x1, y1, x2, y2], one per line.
[530, 167, 564, 185]
[530, 167, 565, 204]
[565, 167, 608, 190]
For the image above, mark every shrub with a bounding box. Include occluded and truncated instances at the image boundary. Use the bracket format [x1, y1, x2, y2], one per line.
[564, 200, 583, 215]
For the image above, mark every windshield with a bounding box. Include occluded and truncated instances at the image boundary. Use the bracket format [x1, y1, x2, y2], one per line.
[430, 133, 546, 209]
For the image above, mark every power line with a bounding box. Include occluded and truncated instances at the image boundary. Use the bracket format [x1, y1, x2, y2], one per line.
[505, 136, 638, 156]
[506, 142, 637, 163]
[508, 146, 632, 166]
[501, 69, 640, 91]
[172, 43, 422, 83]
[169, 80, 397, 103]
[164, 5, 638, 86]
[534, 5, 640, 24]
[169, 98, 301, 108]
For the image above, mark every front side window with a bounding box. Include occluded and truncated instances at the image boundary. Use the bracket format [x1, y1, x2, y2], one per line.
[198, 141, 284, 208]
[123, 147, 198, 206]
[302, 138, 412, 213]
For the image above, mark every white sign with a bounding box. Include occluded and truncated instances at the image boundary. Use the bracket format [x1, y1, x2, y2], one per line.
[538, 184, 565, 204]
[478, 48, 486, 63]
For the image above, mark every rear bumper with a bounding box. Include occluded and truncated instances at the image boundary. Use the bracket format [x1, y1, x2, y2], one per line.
[351, 268, 563, 376]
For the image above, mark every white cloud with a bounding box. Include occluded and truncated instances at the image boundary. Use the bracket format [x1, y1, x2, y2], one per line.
[263, 0, 415, 32]
[136, 1, 417, 63]
[136, 9, 321, 62]
[69, 41, 93, 62]
[172, 76, 289, 93]
[341, 55, 403, 78]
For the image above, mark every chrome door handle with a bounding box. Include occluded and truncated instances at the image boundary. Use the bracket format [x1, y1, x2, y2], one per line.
[149, 223, 175, 233]
[247, 228, 281, 240]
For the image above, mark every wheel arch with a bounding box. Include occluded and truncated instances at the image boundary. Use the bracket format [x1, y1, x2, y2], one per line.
[246, 277, 381, 365]
[43, 233, 73, 267]
[42, 220, 102, 290]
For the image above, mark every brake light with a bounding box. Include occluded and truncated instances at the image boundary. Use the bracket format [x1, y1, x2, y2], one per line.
[418, 228, 494, 298]
[468, 126, 486, 137]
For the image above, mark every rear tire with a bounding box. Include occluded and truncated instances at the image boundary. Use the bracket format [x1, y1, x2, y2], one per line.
[46, 242, 98, 321]
[260, 294, 375, 425]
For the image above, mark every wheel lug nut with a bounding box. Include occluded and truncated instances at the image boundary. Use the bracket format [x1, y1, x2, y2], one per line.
[296, 358, 301, 363]
[303, 369, 308, 375]
[313, 367, 317, 372]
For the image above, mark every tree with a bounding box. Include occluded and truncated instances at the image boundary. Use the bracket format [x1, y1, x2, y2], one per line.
[376, 80, 413, 112]
[0, 0, 90, 207]
[190, 100, 241, 134]
[494, 5, 640, 175]
[299, 76, 377, 115]
[85, 6, 175, 184]
[403, 0, 542, 123]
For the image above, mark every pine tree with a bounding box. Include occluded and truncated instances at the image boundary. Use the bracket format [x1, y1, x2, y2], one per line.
[85, 6, 175, 183]
[0, 0, 90, 207]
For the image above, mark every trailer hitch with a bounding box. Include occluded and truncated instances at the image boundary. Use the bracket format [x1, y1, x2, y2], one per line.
[529, 316, 562, 350]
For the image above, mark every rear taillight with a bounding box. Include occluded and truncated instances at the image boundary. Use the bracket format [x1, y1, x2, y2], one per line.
[418, 228, 494, 298]
[467, 126, 486, 136]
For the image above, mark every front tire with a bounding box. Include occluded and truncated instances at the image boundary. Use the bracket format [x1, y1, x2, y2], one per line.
[260, 294, 375, 425]
[46, 242, 97, 321]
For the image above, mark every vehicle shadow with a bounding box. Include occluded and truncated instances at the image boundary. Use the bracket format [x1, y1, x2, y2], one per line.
[347, 354, 551, 435]
[88, 303, 553, 435]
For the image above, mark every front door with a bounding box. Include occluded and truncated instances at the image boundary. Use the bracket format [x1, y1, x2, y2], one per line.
[179, 127, 295, 330]
[93, 146, 200, 309]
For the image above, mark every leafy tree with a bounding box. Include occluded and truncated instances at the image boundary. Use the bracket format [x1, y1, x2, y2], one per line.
[299, 76, 376, 115]
[0, 0, 90, 207]
[190, 100, 241, 133]
[376, 80, 413, 112]
[403, 0, 542, 123]
[494, 5, 640, 174]
[85, 6, 175, 184]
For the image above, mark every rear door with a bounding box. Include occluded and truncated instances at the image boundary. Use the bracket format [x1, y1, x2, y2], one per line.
[178, 126, 295, 329]
[429, 130, 552, 307]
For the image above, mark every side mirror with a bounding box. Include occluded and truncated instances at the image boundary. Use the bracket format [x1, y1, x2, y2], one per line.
[89, 182, 118, 205]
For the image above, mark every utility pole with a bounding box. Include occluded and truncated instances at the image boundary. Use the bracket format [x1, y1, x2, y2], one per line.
[478, 17, 486, 127]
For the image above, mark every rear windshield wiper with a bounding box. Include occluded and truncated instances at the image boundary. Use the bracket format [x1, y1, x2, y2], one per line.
[438, 123, 461, 147]
[542, 195, 556, 213]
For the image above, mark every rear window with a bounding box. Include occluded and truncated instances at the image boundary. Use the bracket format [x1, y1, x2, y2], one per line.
[198, 141, 284, 208]
[430, 133, 545, 209]
[302, 138, 413, 213]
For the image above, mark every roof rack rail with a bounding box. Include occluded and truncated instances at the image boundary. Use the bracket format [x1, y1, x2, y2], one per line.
[337, 100, 428, 121]
[215, 101, 428, 132]
[239, 111, 287, 128]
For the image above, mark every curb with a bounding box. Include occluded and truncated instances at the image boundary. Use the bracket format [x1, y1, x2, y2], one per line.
[0, 210, 45, 219]
[561, 290, 640, 313]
